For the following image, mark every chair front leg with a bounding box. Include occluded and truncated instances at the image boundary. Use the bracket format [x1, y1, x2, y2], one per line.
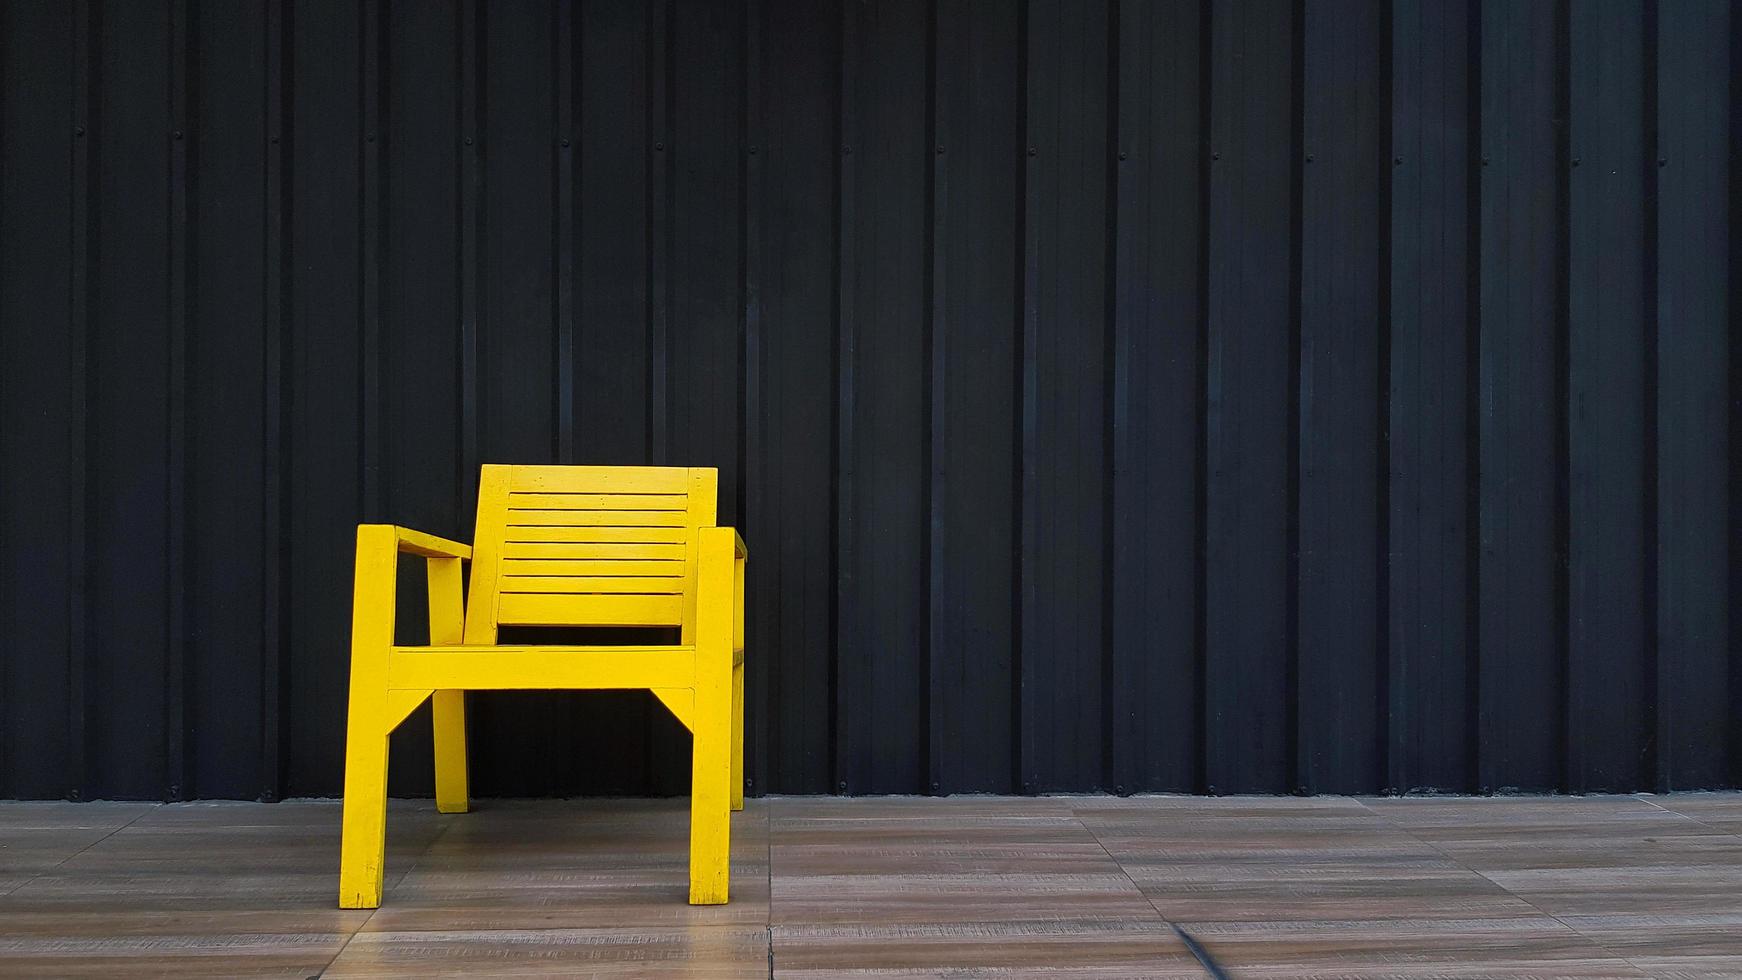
[338, 692, 392, 909]
[690, 527, 736, 904]
[689, 672, 733, 904]
[339, 526, 397, 909]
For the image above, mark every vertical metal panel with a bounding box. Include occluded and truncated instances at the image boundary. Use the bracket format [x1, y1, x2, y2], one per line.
[836, 0, 929, 796]
[755, 0, 838, 795]
[88, 0, 173, 800]
[1476, 0, 1565, 792]
[1388, 0, 1476, 794]
[0, 0, 77, 799]
[1566, 0, 1651, 793]
[1654, 0, 1731, 790]
[1203, 0, 1297, 794]
[1018, 0, 1112, 794]
[930, 0, 1020, 795]
[261, 0, 289, 802]
[189, 0, 269, 799]
[1109, 0, 1204, 797]
[0, 0, 1735, 799]
[1297, 0, 1386, 795]
[283, 0, 364, 798]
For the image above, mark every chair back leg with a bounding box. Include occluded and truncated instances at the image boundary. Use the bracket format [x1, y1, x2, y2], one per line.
[431, 689, 470, 813]
[730, 661, 745, 812]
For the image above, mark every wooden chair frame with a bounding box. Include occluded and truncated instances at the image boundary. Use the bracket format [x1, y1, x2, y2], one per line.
[337, 465, 745, 909]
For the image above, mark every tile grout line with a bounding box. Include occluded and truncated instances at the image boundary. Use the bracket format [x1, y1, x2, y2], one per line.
[1073, 807, 1227, 980]
[309, 805, 464, 979]
[1634, 794, 1742, 840]
[1351, 797, 1662, 978]
[1, 803, 157, 897]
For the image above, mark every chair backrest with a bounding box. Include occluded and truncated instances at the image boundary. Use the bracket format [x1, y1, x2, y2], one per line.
[462, 464, 718, 643]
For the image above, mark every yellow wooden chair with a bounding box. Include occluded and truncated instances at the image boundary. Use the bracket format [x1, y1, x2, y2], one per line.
[337, 464, 745, 909]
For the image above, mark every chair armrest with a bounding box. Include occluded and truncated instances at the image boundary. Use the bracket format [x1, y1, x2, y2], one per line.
[383, 525, 472, 560]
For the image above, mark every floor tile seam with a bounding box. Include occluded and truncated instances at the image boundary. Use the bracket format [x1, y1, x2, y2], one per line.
[1, 803, 159, 897]
[1073, 807, 1224, 979]
[1349, 797, 1660, 975]
[1633, 794, 1742, 842]
[314, 808, 466, 977]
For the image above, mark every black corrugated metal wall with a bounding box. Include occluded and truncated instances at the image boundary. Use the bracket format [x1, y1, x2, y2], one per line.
[0, 0, 1735, 801]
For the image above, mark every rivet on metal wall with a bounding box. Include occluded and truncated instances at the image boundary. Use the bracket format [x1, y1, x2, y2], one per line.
[463, 136, 472, 146]
[749, 145, 759, 154]
[936, 144, 943, 155]
[367, 132, 376, 143]
[1305, 153, 1314, 162]
[1658, 157, 1668, 167]
[1027, 146, 1036, 156]
[1393, 156, 1403, 165]
[1211, 152, 1220, 160]
[560, 138, 570, 147]
[74, 125, 85, 136]
[1118, 150, 1127, 160]
[656, 141, 665, 151]
[173, 130, 183, 140]
[1481, 155, 1490, 165]
[1572, 157, 1581, 167]
[842, 144, 851, 154]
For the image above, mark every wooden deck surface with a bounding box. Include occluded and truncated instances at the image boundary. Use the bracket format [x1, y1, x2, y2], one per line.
[2, 794, 1740, 977]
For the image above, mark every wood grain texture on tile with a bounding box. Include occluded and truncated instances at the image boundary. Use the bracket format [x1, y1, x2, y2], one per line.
[3, 793, 1742, 977]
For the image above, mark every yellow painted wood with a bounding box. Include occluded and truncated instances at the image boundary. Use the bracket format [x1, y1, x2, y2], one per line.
[505, 508, 689, 527]
[427, 555, 469, 815]
[652, 687, 695, 732]
[503, 525, 689, 544]
[388, 646, 697, 690]
[500, 541, 689, 561]
[689, 526, 735, 904]
[499, 575, 686, 595]
[511, 464, 693, 493]
[339, 465, 746, 909]
[338, 525, 397, 909]
[507, 492, 686, 511]
[502, 558, 685, 577]
[391, 526, 472, 560]
[731, 659, 744, 812]
[383, 689, 432, 731]
[496, 592, 685, 626]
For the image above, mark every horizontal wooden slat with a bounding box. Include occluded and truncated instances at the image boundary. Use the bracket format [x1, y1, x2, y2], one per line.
[496, 592, 686, 627]
[510, 464, 695, 494]
[389, 645, 696, 689]
[505, 508, 689, 527]
[502, 558, 686, 577]
[507, 492, 687, 511]
[502, 525, 689, 544]
[500, 541, 689, 560]
[499, 575, 687, 595]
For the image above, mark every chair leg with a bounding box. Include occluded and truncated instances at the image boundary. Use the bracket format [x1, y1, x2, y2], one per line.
[431, 689, 469, 814]
[730, 661, 744, 812]
[337, 695, 391, 909]
[689, 683, 733, 905]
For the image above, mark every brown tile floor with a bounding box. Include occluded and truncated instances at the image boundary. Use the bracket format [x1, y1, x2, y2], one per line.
[1, 794, 1739, 977]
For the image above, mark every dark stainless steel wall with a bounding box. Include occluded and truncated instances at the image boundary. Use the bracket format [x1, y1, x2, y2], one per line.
[0, 0, 1735, 800]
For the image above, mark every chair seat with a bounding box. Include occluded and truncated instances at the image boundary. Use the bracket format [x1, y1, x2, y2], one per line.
[388, 644, 701, 691]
